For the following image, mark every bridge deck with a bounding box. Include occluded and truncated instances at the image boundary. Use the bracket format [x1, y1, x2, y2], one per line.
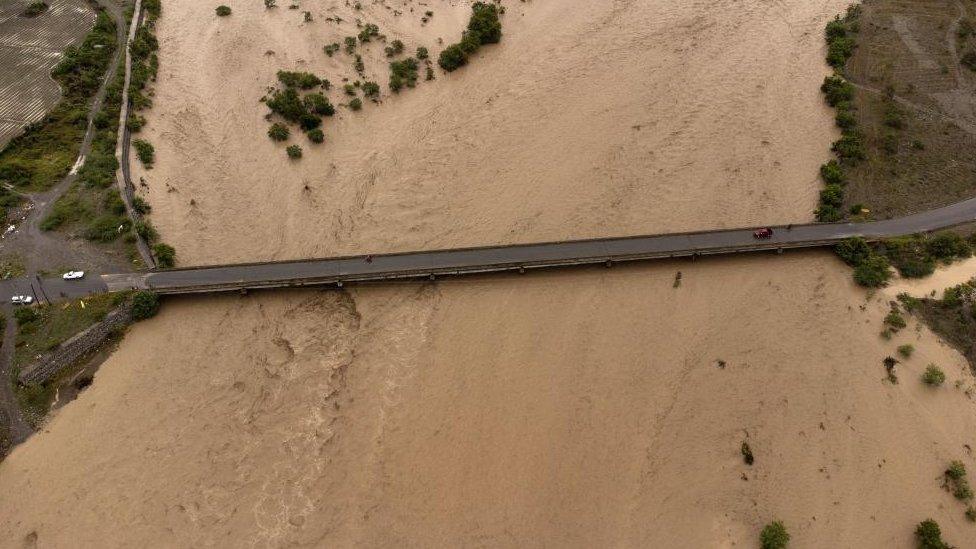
[4, 196, 975, 303]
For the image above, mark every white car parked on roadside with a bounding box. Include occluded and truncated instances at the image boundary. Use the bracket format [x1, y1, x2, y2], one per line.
[62, 270, 85, 280]
[11, 295, 33, 305]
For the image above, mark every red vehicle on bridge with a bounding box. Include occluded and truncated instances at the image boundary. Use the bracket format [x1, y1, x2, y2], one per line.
[753, 227, 774, 239]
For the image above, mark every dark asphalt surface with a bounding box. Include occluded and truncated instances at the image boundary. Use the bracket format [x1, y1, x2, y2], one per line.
[2, 195, 976, 303]
[5, 195, 962, 299]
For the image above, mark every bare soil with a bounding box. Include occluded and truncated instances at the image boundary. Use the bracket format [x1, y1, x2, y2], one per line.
[843, 0, 976, 219]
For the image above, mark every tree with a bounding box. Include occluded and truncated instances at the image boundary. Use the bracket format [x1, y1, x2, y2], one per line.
[760, 521, 789, 549]
[915, 519, 949, 549]
[307, 129, 324, 144]
[438, 44, 467, 71]
[215, 5, 232, 16]
[349, 98, 363, 111]
[286, 145, 302, 158]
[468, 2, 502, 44]
[834, 237, 872, 267]
[268, 123, 289, 141]
[303, 93, 335, 116]
[852, 254, 891, 287]
[131, 291, 160, 320]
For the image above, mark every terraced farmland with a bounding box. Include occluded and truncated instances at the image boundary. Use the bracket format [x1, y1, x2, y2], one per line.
[0, 0, 95, 148]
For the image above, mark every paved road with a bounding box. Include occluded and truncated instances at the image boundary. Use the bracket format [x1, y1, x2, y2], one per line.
[3, 195, 973, 302]
[0, 0, 126, 446]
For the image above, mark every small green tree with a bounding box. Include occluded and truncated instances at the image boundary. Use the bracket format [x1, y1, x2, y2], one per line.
[307, 129, 324, 143]
[915, 519, 949, 549]
[853, 254, 891, 287]
[760, 521, 789, 549]
[286, 145, 302, 158]
[131, 291, 160, 320]
[268, 123, 289, 141]
[215, 5, 232, 16]
[349, 98, 363, 111]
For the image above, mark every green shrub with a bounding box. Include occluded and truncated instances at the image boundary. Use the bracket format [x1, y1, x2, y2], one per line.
[438, 2, 502, 71]
[885, 310, 907, 329]
[760, 521, 789, 549]
[132, 196, 151, 215]
[389, 57, 419, 91]
[323, 43, 340, 56]
[835, 108, 857, 131]
[286, 145, 302, 158]
[344, 36, 357, 54]
[265, 0, 276, 8]
[853, 254, 891, 287]
[468, 2, 502, 44]
[832, 132, 865, 162]
[416, 46, 429, 60]
[358, 23, 379, 43]
[385, 39, 405, 57]
[922, 364, 946, 386]
[268, 123, 290, 141]
[883, 237, 936, 278]
[134, 220, 158, 242]
[307, 128, 324, 143]
[152, 243, 176, 268]
[85, 215, 127, 242]
[133, 139, 154, 168]
[361, 81, 380, 97]
[835, 237, 872, 266]
[14, 307, 39, 325]
[277, 70, 321, 89]
[438, 44, 468, 71]
[916, 519, 949, 549]
[104, 190, 126, 216]
[298, 113, 321, 131]
[826, 36, 856, 67]
[302, 93, 334, 116]
[815, 204, 842, 222]
[897, 344, 914, 358]
[947, 460, 967, 481]
[819, 184, 843, 209]
[349, 98, 363, 111]
[354, 54, 365, 74]
[131, 291, 160, 320]
[215, 5, 231, 16]
[926, 233, 971, 262]
[266, 88, 306, 122]
[821, 76, 855, 107]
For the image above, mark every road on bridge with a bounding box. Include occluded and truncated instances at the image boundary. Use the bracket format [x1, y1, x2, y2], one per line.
[2, 195, 975, 303]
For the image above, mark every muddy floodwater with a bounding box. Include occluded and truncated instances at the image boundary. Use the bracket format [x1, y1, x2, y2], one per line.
[3, 0, 976, 547]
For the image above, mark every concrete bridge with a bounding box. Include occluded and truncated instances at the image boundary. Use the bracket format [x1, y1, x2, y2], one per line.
[4, 195, 976, 303]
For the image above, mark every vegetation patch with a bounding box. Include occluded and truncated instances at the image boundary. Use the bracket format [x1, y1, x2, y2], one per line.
[0, 10, 118, 210]
[922, 364, 946, 386]
[438, 2, 503, 72]
[759, 521, 789, 549]
[215, 5, 232, 16]
[834, 232, 974, 287]
[132, 139, 154, 168]
[916, 519, 951, 549]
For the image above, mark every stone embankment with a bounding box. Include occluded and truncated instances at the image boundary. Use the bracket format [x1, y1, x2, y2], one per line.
[18, 304, 132, 385]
